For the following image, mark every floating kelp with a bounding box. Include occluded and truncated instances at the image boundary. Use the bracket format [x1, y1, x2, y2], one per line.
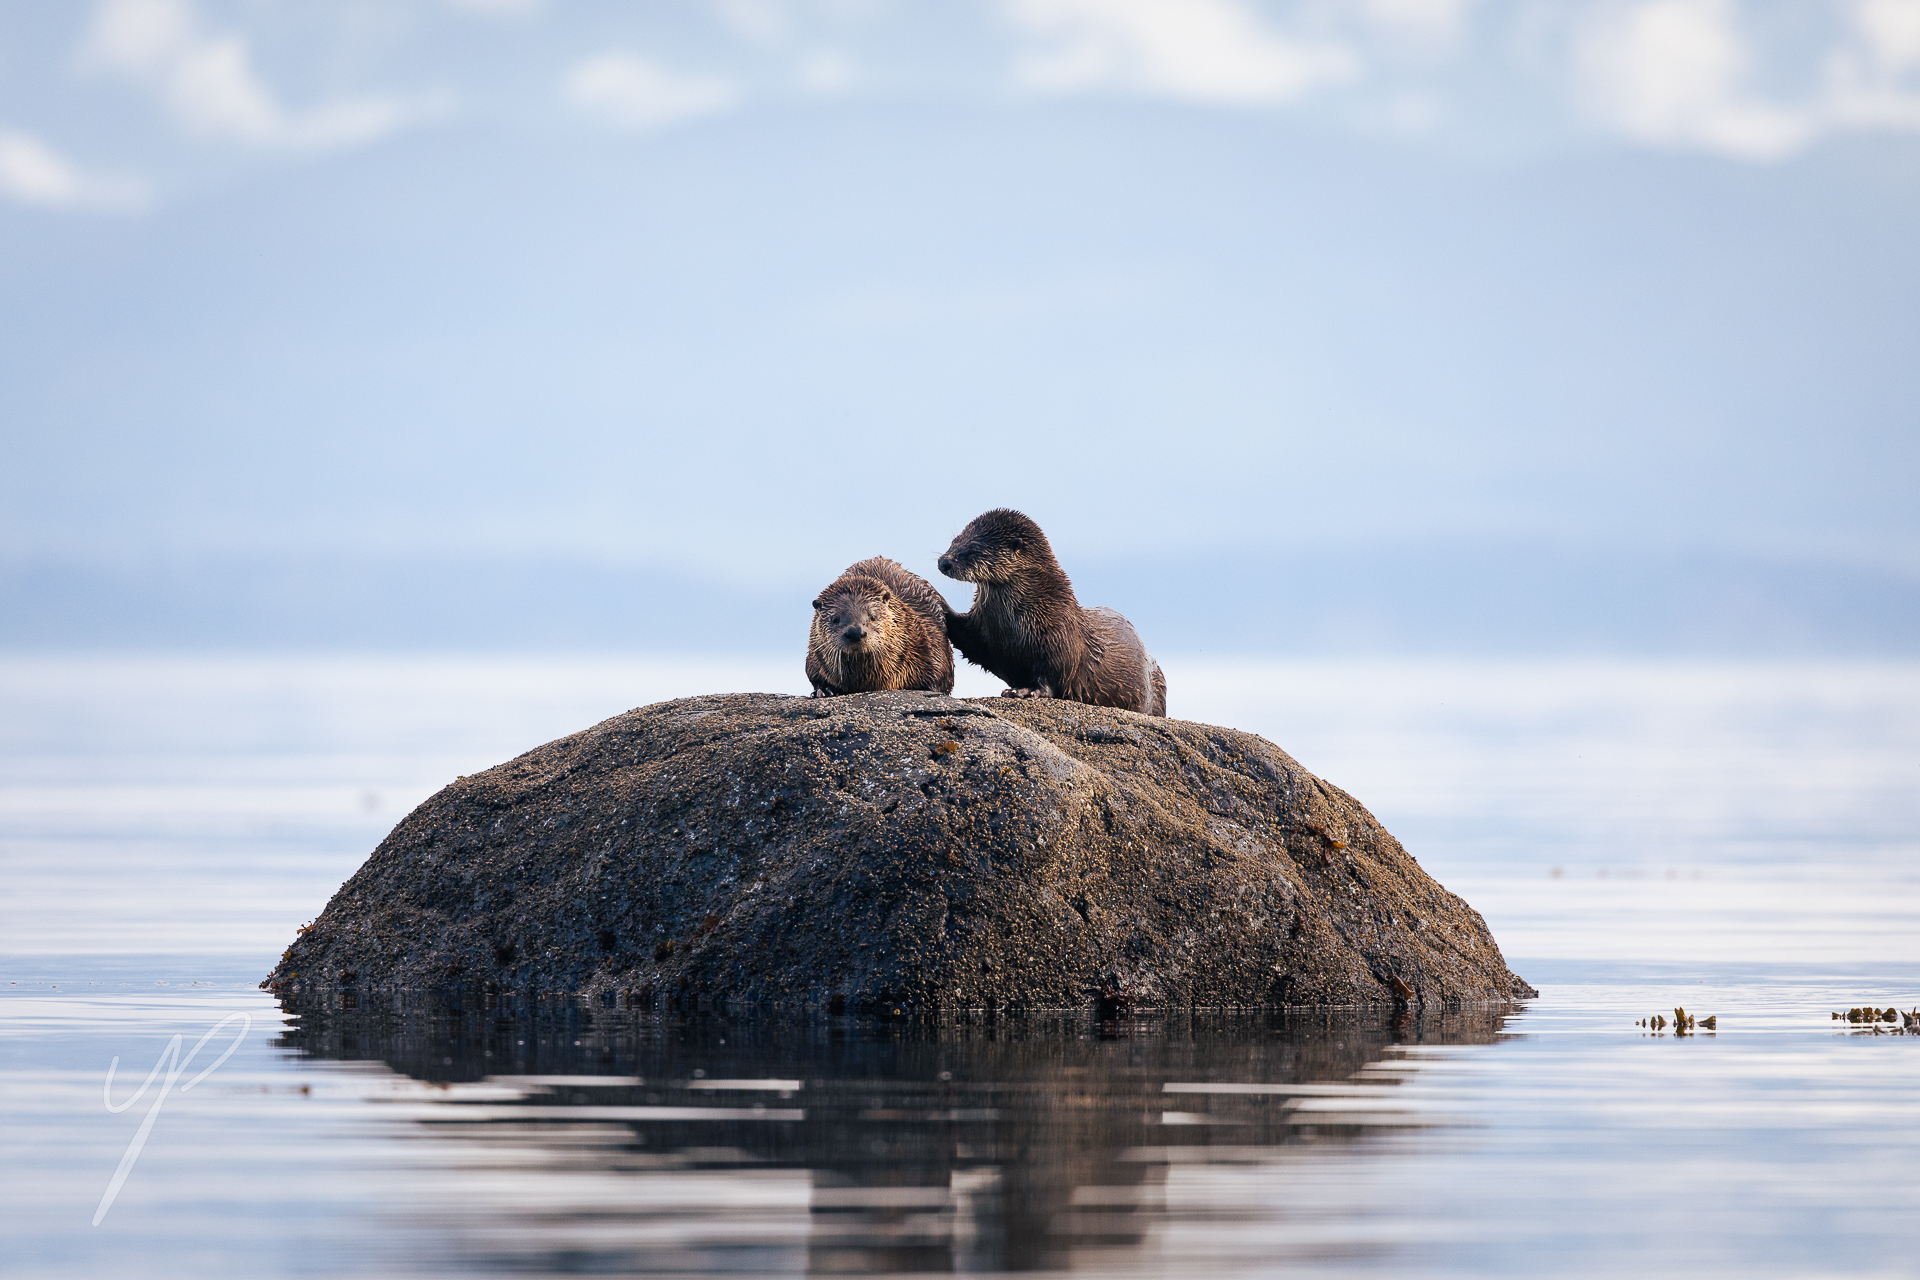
[1634, 1007, 1715, 1033]
[1830, 1006, 1918, 1032]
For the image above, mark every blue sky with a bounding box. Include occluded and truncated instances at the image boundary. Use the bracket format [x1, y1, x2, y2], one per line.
[2, 1, 1917, 649]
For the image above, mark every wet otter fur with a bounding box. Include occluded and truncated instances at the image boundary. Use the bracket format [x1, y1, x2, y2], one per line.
[806, 557, 955, 697]
[937, 509, 1167, 716]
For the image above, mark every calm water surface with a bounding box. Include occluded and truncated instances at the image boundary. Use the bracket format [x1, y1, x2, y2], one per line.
[2, 654, 1916, 1277]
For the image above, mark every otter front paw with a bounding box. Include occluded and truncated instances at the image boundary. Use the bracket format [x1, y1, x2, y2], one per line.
[809, 687, 836, 699]
[1000, 686, 1052, 699]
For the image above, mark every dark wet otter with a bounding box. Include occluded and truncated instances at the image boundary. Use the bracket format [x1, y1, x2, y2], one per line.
[937, 509, 1166, 716]
[806, 557, 955, 697]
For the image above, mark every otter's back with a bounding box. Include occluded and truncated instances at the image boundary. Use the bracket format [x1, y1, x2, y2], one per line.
[1083, 606, 1162, 716]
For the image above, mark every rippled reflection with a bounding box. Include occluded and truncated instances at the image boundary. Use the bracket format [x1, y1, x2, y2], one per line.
[275, 994, 1516, 1274]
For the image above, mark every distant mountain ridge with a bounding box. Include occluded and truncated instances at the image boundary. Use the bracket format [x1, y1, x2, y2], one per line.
[3, 544, 1914, 657]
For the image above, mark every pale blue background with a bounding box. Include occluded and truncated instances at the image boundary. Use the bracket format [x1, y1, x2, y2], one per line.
[4, 0, 1917, 652]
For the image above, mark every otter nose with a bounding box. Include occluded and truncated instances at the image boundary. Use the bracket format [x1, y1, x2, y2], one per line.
[936, 555, 953, 575]
[842, 625, 866, 642]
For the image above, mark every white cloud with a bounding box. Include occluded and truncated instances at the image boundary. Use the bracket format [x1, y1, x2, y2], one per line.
[708, 0, 863, 95]
[563, 52, 741, 131]
[442, 0, 547, 15]
[76, 0, 444, 151]
[1824, 0, 1920, 131]
[1363, 0, 1480, 48]
[0, 125, 149, 212]
[1854, 0, 1920, 70]
[713, 0, 793, 44]
[1001, 0, 1356, 106]
[798, 48, 858, 94]
[1576, 0, 1812, 159]
[1576, 0, 1920, 160]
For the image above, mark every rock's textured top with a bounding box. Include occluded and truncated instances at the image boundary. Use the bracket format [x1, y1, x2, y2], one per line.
[266, 692, 1534, 1009]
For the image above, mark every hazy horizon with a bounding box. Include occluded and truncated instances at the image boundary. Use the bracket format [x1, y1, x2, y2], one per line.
[6, 539, 1917, 655]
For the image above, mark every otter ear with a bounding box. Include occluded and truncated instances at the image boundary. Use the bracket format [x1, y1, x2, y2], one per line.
[811, 598, 825, 611]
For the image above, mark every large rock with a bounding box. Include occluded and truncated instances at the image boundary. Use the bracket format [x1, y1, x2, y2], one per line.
[266, 691, 1534, 1008]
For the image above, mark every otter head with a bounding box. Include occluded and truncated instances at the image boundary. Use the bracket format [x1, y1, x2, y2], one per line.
[936, 508, 1051, 584]
[813, 576, 898, 652]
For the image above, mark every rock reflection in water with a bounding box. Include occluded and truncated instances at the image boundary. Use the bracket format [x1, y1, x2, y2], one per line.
[276, 994, 1514, 1275]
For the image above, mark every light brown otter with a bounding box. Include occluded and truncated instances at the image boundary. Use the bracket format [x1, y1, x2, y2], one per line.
[805, 556, 955, 697]
[937, 509, 1166, 716]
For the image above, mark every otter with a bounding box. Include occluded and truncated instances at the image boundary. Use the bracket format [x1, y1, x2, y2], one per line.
[806, 556, 955, 697]
[937, 509, 1166, 716]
